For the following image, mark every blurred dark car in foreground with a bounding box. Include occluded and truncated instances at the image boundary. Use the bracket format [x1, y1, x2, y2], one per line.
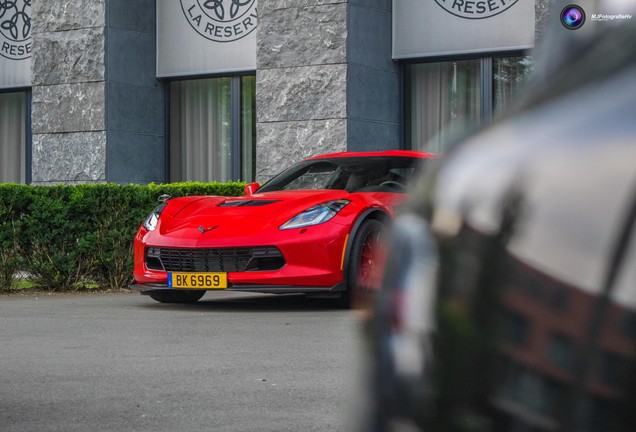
[368, 9, 636, 432]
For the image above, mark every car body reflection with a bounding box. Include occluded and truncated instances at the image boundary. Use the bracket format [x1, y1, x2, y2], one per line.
[367, 6, 636, 431]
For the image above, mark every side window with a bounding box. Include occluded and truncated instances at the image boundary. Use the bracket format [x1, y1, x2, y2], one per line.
[169, 76, 256, 182]
[405, 59, 481, 154]
[0, 91, 27, 183]
[404, 56, 532, 154]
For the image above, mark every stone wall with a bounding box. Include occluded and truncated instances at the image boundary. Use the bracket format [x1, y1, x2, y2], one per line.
[105, 0, 165, 184]
[31, 0, 107, 184]
[256, 0, 348, 181]
[347, 0, 398, 152]
[255, 0, 398, 181]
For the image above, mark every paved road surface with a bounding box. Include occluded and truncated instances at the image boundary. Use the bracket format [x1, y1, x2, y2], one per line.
[0, 291, 365, 432]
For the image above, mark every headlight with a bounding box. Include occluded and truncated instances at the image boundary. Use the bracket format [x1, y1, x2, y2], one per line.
[142, 203, 167, 231]
[280, 200, 350, 230]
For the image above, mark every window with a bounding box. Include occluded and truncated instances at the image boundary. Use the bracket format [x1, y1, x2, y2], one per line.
[547, 333, 574, 371]
[599, 350, 624, 389]
[505, 310, 529, 347]
[498, 360, 562, 418]
[404, 56, 532, 153]
[169, 75, 256, 182]
[493, 57, 534, 114]
[405, 60, 481, 154]
[257, 156, 423, 193]
[0, 91, 28, 183]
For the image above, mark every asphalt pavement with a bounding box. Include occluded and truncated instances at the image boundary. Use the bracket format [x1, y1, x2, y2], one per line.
[0, 291, 365, 432]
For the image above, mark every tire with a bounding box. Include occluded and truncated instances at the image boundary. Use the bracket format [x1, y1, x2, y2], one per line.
[148, 290, 205, 304]
[338, 219, 387, 309]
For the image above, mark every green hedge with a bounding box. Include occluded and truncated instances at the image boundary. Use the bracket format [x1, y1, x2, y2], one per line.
[0, 182, 245, 292]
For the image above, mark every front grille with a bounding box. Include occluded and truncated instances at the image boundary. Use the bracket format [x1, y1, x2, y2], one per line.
[145, 247, 285, 272]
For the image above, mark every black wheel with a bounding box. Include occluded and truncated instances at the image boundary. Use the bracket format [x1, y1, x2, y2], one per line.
[147, 290, 205, 304]
[338, 219, 387, 309]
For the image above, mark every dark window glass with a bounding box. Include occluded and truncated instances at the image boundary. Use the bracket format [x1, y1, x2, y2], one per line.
[405, 60, 481, 153]
[547, 333, 573, 370]
[493, 56, 534, 114]
[404, 56, 532, 154]
[258, 156, 423, 193]
[0, 91, 26, 183]
[169, 76, 256, 182]
[506, 311, 529, 347]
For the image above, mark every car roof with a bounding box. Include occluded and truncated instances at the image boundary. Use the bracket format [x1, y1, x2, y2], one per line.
[306, 150, 436, 160]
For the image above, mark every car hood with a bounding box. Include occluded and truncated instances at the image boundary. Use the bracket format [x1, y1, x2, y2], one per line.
[155, 190, 351, 239]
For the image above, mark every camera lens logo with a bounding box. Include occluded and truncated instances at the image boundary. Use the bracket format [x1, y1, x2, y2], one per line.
[181, 0, 258, 43]
[0, 0, 32, 60]
[561, 4, 586, 30]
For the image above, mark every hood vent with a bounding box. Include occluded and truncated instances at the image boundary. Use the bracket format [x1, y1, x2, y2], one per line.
[219, 200, 280, 207]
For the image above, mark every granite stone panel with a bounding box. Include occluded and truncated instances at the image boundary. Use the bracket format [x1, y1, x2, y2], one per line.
[347, 64, 398, 123]
[32, 0, 105, 33]
[32, 132, 107, 184]
[32, 27, 106, 86]
[257, 64, 347, 123]
[256, 1, 349, 177]
[257, 3, 346, 69]
[107, 131, 166, 184]
[105, 0, 164, 183]
[349, 0, 391, 11]
[108, 29, 157, 87]
[348, 3, 394, 71]
[256, 119, 347, 181]
[32, 82, 106, 134]
[108, 82, 164, 135]
[347, 118, 399, 152]
[108, 0, 156, 33]
[261, 0, 345, 9]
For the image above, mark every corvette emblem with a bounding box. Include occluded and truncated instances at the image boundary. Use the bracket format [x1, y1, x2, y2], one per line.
[198, 225, 219, 234]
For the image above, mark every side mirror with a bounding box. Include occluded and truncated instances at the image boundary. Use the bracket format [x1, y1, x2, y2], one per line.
[244, 182, 260, 196]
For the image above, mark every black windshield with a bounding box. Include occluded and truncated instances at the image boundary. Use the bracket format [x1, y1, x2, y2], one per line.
[257, 156, 424, 193]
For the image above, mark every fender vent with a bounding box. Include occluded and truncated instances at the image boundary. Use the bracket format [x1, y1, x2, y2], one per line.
[219, 200, 280, 207]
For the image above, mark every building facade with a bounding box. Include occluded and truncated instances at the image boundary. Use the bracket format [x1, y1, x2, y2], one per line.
[0, 0, 548, 185]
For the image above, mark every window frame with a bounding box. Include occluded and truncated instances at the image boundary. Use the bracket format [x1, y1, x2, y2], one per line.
[0, 88, 31, 184]
[165, 73, 256, 183]
[401, 50, 530, 153]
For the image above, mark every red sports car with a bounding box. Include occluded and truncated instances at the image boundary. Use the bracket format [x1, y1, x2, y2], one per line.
[130, 150, 435, 305]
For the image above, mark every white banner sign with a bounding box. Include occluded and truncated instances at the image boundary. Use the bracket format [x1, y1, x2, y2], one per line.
[157, 0, 257, 77]
[393, 0, 534, 59]
[0, 0, 32, 89]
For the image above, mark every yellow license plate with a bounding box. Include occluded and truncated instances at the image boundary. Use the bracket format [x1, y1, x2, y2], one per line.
[168, 272, 228, 289]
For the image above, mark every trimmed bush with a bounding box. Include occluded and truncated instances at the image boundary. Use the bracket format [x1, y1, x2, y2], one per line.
[0, 182, 245, 292]
[0, 184, 29, 291]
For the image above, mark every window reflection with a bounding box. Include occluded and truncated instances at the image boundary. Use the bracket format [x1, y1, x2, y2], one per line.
[435, 220, 636, 430]
[493, 56, 534, 114]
